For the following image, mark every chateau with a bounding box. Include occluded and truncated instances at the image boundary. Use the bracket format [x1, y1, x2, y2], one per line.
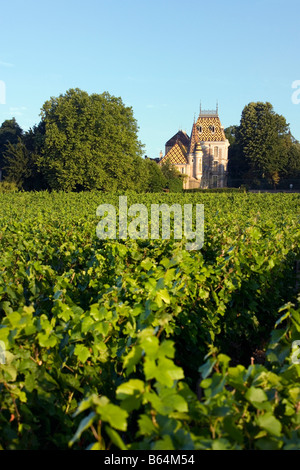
[159, 106, 229, 189]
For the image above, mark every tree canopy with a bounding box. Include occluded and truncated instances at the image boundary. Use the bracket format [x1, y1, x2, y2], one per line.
[144, 158, 167, 192]
[226, 102, 300, 188]
[0, 118, 23, 178]
[38, 88, 146, 191]
[0, 89, 172, 193]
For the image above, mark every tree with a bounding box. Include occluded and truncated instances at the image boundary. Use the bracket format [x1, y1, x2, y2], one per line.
[0, 118, 23, 179]
[161, 160, 184, 192]
[3, 138, 31, 188]
[3, 121, 47, 190]
[144, 158, 167, 192]
[283, 141, 300, 188]
[287, 141, 300, 176]
[236, 102, 292, 188]
[39, 88, 145, 191]
[225, 125, 249, 187]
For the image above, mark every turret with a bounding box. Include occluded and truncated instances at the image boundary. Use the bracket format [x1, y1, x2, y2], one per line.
[195, 142, 203, 180]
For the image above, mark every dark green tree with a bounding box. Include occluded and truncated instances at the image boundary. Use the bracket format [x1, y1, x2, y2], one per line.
[225, 125, 249, 187]
[144, 158, 167, 192]
[236, 102, 292, 188]
[0, 118, 23, 179]
[3, 138, 31, 188]
[285, 141, 300, 186]
[161, 159, 184, 192]
[3, 121, 47, 190]
[39, 88, 145, 191]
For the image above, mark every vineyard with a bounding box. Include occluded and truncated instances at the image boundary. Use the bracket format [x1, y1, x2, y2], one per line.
[0, 191, 300, 450]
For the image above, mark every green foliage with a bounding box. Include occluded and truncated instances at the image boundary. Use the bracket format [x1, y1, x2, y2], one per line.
[70, 299, 300, 451]
[0, 118, 23, 173]
[3, 139, 33, 189]
[0, 90, 149, 192]
[238, 102, 291, 185]
[0, 191, 299, 449]
[39, 88, 145, 191]
[2, 126, 48, 191]
[161, 160, 184, 192]
[0, 181, 18, 193]
[226, 102, 300, 188]
[144, 158, 167, 192]
[286, 143, 300, 178]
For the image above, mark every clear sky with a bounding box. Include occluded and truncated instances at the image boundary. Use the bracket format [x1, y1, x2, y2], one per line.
[0, 0, 299, 158]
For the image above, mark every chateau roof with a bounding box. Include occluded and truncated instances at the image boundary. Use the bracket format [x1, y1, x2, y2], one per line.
[160, 140, 188, 165]
[189, 122, 199, 155]
[196, 115, 226, 142]
[189, 113, 226, 154]
[165, 130, 190, 148]
[162, 108, 228, 160]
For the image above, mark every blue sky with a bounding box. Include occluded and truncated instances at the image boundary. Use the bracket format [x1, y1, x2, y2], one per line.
[0, 0, 299, 158]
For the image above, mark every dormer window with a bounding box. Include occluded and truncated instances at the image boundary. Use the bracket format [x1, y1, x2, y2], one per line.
[197, 125, 202, 133]
[209, 125, 215, 133]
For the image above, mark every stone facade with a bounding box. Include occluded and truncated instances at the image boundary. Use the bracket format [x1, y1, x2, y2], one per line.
[159, 108, 229, 189]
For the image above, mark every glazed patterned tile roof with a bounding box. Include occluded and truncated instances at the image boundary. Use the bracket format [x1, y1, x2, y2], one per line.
[160, 140, 188, 165]
[189, 122, 199, 156]
[196, 116, 226, 142]
[165, 130, 190, 148]
[188, 115, 226, 154]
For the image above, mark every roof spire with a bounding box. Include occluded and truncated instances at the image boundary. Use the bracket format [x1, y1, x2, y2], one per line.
[216, 100, 218, 114]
